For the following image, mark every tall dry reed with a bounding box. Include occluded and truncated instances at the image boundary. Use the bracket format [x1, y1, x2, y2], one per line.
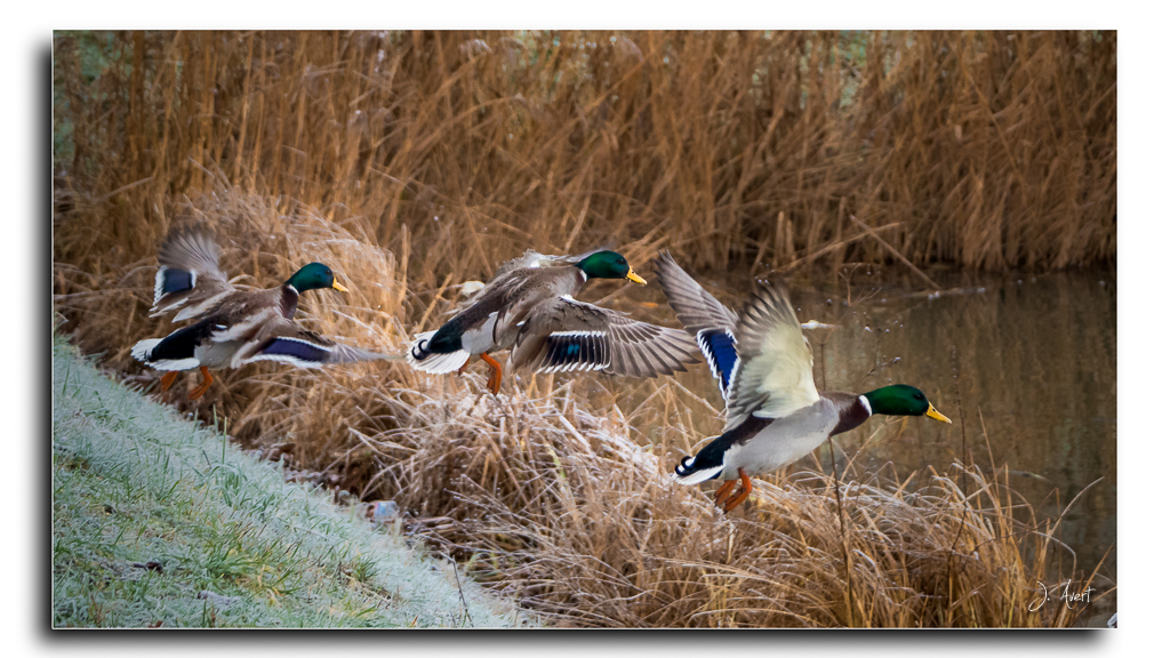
[53, 30, 1114, 285]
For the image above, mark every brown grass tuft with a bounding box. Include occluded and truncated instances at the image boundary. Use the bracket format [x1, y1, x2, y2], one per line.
[338, 373, 1103, 627]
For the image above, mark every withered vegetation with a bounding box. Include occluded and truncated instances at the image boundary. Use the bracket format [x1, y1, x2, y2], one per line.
[53, 31, 1114, 627]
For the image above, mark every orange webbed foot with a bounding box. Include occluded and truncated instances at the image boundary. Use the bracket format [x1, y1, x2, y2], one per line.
[456, 355, 474, 375]
[160, 371, 179, 393]
[712, 478, 737, 508]
[721, 468, 753, 513]
[188, 366, 214, 400]
[481, 354, 503, 395]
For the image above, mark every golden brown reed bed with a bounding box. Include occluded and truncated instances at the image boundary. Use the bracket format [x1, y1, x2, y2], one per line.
[53, 31, 1115, 626]
[53, 30, 1114, 280]
[54, 194, 1106, 627]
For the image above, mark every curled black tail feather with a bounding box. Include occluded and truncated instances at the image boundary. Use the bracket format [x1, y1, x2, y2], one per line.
[673, 448, 724, 484]
[675, 455, 700, 477]
[410, 336, 431, 360]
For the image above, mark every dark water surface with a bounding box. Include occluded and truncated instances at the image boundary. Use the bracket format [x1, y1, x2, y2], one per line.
[621, 264, 1117, 588]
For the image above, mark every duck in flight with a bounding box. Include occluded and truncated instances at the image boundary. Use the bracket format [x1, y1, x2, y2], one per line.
[407, 249, 699, 394]
[131, 227, 390, 399]
[653, 251, 951, 513]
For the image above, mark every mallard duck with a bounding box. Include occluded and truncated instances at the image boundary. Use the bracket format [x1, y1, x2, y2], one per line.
[131, 227, 389, 399]
[407, 249, 699, 394]
[653, 251, 951, 513]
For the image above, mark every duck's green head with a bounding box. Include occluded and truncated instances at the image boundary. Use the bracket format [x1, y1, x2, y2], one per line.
[575, 250, 646, 285]
[286, 262, 349, 294]
[862, 384, 952, 423]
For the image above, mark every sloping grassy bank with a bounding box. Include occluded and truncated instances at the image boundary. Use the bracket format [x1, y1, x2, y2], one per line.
[51, 335, 528, 628]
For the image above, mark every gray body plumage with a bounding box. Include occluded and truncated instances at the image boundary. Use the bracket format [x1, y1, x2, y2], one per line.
[715, 394, 868, 480]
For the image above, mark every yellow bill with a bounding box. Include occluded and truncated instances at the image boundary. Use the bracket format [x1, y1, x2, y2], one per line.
[332, 280, 350, 293]
[926, 403, 952, 424]
[626, 270, 647, 285]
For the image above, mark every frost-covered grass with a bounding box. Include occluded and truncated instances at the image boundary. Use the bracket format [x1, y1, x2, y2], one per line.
[51, 335, 529, 628]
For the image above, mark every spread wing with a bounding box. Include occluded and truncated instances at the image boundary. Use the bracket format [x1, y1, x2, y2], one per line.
[653, 251, 738, 334]
[653, 250, 740, 398]
[722, 282, 819, 432]
[150, 226, 235, 322]
[511, 295, 699, 378]
[234, 320, 392, 369]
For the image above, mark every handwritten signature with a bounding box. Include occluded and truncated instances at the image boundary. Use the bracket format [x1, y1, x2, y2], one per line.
[1027, 580, 1094, 612]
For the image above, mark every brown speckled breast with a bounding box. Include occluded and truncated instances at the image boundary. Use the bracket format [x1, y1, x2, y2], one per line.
[826, 392, 872, 437]
[279, 285, 300, 320]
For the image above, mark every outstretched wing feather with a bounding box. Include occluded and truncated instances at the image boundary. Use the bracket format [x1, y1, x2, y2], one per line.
[151, 227, 235, 319]
[722, 282, 819, 432]
[514, 296, 698, 377]
[653, 250, 741, 398]
[652, 251, 738, 334]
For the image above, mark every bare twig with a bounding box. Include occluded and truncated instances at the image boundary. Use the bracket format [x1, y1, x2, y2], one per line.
[781, 223, 904, 273]
[849, 215, 942, 290]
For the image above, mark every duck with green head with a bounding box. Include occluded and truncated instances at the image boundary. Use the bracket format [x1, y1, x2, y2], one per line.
[131, 227, 390, 400]
[407, 248, 699, 394]
[654, 251, 951, 513]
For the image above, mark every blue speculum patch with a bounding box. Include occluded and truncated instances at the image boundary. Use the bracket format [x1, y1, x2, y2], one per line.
[261, 337, 329, 362]
[161, 268, 194, 295]
[698, 330, 738, 395]
[546, 333, 605, 368]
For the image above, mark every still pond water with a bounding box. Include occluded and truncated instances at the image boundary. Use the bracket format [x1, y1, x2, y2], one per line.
[622, 264, 1116, 587]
